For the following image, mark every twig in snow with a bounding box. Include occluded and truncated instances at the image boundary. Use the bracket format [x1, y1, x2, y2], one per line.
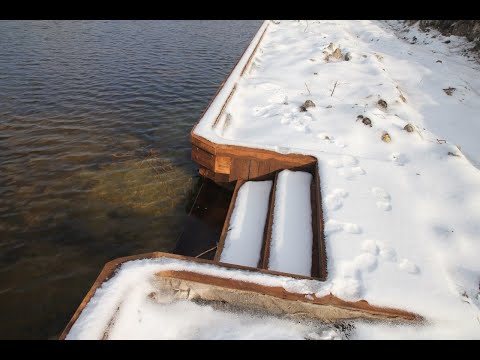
[304, 20, 309, 33]
[305, 82, 311, 96]
[195, 246, 217, 258]
[330, 81, 338, 97]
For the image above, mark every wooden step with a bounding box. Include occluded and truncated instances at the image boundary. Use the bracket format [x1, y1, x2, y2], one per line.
[214, 179, 273, 268]
[267, 170, 313, 276]
[214, 162, 326, 280]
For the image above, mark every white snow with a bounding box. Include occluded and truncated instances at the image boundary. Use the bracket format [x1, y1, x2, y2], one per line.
[105, 299, 340, 340]
[220, 180, 272, 267]
[66, 257, 341, 340]
[193, 20, 269, 138]
[324, 219, 362, 235]
[269, 170, 313, 277]
[192, 20, 480, 339]
[325, 188, 348, 211]
[361, 239, 380, 255]
[398, 258, 420, 274]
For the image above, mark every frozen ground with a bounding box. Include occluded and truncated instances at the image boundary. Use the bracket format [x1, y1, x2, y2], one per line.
[193, 20, 480, 339]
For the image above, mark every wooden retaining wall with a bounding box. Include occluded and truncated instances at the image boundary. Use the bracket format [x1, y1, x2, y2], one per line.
[60, 252, 422, 339]
[191, 133, 316, 184]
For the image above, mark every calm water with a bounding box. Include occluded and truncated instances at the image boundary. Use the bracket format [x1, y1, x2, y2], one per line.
[0, 20, 262, 339]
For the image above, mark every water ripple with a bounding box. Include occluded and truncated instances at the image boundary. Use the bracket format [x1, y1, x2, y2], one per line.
[0, 20, 262, 339]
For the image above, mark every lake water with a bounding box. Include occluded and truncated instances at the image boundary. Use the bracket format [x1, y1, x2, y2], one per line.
[0, 20, 262, 339]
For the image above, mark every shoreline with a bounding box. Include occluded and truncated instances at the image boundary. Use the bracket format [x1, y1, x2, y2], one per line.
[62, 20, 480, 340]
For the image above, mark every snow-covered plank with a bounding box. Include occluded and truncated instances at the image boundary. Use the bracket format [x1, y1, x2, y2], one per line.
[220, 180, 273, 267]
[269, 170, 313, 276]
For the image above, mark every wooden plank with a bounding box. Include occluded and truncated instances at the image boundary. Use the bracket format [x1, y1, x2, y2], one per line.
[310, 163, 321, 279]
[193, 133, 315, 165]
[214, 173, 232, 184]
[315, 164, 328, 280]
[191, 133, 217, 155]
[259, 172, 276, 269]
[229, 158, 251, 182]
[215, 156, 232, 175]
[257, 160, 271, 178]
[199, 167, 231, 186]
[60, 251, 421, 339]
[191, 133, 318, 182]
[189, 22, 266, 135]
[218, 144, 315, 165]
[212, 85, 237, 129]
[268, 159, 280, 174]
[248, 159, 260, 179]
[268, 158, 302, 174]
[240, 23, 270, 76]
[192, 145, 215, 170]
[157, 270, 421, 321]
[261, 171, 278, 270]
[198, 167, 216, 182]
[214, 180, 245, 262]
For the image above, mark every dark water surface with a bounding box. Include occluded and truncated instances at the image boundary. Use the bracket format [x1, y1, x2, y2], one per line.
[0, 20, 262, 339]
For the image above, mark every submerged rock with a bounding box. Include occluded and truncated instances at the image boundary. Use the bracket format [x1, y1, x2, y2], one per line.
[83, 156, 193, 215]
[344, 52, 352, 61]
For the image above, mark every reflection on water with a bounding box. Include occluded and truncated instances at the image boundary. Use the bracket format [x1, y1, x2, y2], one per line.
[0, 20, 262, 339]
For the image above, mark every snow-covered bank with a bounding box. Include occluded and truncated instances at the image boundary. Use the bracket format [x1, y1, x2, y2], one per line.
[66, 20, 480, 340]
[194, 20, 480, 339]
